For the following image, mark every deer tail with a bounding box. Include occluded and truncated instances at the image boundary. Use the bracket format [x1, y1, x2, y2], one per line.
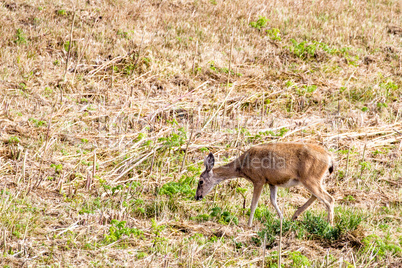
[328, 156, 334, 174]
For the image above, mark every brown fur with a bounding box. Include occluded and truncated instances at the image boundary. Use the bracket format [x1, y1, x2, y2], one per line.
[195, 143, 335, 227]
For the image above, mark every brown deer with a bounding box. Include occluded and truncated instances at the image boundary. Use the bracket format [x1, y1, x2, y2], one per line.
[195, 143, 335, 227]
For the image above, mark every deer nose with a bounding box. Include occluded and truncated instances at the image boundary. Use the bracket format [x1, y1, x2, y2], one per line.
[195, 195, 202, 201]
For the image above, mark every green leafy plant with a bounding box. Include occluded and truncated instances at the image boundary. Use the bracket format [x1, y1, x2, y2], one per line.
[64, 41, 70, 52]
[250, 16, 269, 30]
[151, 219, 166, 236]
[288, 39, 347, 60]
[247, 127, 289, 143]
[158, 127, 187, 150]
[57, 9, 67, 16]
[362, 234, 402, 258]
[117, 29, 129, 39]
[194, 206, 238, 225]
[289, 39, 318, 59]
[44, 87, 53, 97]
[261, 251, 281, 267]
[289, 251, 310, 267]
[380, 80, 399, 100]
[8, 136, 20, 144]
[79, 197, 101, 214]
[266, 28, 281, 41]
[14, 28, 27, 45]
[28, 118, 47, 127]
[343, 195, 356, 202]
[136, 251, 148, 259]
[104, 219, 143, 244]
[209, 206, 239, 225]
[377, 102, 388, 109]
[208, 61, 242, 76]
[159, 175, 196, 198]
[50, 163, 63, 174]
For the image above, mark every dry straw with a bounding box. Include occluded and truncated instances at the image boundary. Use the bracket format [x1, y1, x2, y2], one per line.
[0, 0, 401, 266]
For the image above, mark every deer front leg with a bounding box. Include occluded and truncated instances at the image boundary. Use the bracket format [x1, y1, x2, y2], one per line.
[248, 183, 264, 227]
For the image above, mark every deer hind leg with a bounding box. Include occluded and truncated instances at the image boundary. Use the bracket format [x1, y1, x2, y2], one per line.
[300, 179, 334, 225]
[248, 183, 264, 227]
[269, 185, 283, 219]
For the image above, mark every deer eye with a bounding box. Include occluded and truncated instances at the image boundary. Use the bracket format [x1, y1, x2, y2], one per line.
[199, 181, 203, 185]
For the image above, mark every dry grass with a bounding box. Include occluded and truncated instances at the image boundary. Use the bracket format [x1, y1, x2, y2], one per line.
[0, 0, 401, 266]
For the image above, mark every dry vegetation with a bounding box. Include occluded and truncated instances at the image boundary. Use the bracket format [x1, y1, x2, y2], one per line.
[0, 0, 401, 266]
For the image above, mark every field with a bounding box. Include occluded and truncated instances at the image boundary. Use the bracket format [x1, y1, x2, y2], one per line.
[0, 0, 401, 267]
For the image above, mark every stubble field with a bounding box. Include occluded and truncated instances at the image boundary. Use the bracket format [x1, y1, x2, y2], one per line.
[0, 0, 401, 267]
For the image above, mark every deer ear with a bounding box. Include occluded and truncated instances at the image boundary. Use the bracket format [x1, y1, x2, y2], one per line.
[204, 152, 215, 171]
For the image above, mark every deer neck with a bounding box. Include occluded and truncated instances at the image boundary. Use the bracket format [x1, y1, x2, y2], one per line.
[212, 161, 242, 183]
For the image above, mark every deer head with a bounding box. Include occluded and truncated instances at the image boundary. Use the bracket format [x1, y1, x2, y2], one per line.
[195, 152, 217, 200]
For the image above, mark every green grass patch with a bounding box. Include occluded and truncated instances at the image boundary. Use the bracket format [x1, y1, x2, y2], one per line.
[257, 208, 364, 248]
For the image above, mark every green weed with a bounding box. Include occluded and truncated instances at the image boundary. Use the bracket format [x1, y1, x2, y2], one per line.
[288, 39, 354, 61]
[262, 251, 281, 267]
[63, 41, 70, 52]
[194, 206, 239, 225]
[50, 163, 63, 174]
[210, 206, 239, 225]
[289, 251, 310, 267]
[266, 28, 281, 41]
[8, 136, 20, 144]
[362, 234, 402, 258]
[117, 29, 130, 39]
[28, 118, 47, 127]
[159, 175, 196, 199]
[136, 251, 148, 259]
[289, 39, 318, 59]
[104, 219, 143, 244]
[57, 9, 67, 16]
[250, 16, 269, 30]
[78, 197, 101, 214]
[158, 127, 187, 150]
[14, 28, 27, 45]
[247, 127, 289, 142]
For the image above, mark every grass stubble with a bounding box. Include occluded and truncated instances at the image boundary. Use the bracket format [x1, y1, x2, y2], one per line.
[0, 0, 401, 267]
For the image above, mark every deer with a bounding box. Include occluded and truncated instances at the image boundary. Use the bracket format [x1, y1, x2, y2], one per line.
[195, 143, 335, 227]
